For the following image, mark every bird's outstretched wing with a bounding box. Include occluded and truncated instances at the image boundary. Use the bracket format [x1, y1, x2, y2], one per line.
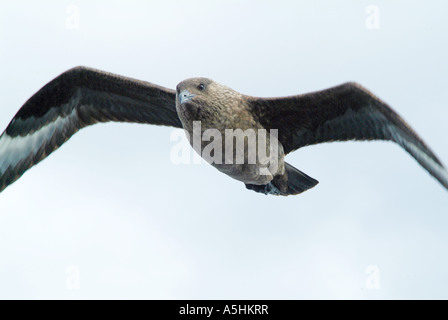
[250, 82, 448, 190]
[0, 66, 181, 192]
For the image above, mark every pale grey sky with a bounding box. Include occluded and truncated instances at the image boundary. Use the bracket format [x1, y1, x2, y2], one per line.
[0, 0, 447, 299]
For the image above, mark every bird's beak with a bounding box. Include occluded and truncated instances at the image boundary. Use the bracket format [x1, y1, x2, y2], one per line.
[179, 90, 196, 104]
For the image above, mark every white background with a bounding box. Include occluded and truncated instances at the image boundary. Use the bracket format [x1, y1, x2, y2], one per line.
[0, 0, 447, 299]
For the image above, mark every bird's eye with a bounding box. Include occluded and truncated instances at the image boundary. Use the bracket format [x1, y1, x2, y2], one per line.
[197, 84, 205, 91]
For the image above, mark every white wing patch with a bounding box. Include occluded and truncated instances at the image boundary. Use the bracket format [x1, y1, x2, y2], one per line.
[0, 108, 77, 175]
[405, 141, 448, 186]
[389, 126, 448, 187]
[319, 108, 448, 188]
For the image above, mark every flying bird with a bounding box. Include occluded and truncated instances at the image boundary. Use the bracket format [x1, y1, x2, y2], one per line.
[0, 66, 447, 196]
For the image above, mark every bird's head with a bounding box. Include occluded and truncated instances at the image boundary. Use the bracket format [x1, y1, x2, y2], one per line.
[175, 78, 243, 121]
[176, 77, 213, 106]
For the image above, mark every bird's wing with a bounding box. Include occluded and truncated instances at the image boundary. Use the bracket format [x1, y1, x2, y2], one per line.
[0, 66, 181, 192]
[249, 82, 448, 190]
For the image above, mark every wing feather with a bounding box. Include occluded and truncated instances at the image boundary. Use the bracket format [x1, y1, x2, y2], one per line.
[250, 82, 448, 190]
[0, 66, 181, 192]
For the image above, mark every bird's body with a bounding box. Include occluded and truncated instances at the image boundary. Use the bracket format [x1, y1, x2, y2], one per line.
[0, 66, 447, 196]
[175, 78, 286, 188]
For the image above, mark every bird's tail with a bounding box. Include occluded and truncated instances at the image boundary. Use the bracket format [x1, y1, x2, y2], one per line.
[245, 162, 319, 196]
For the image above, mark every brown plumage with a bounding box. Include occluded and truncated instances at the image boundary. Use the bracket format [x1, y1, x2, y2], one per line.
[0, 66, 447, 195]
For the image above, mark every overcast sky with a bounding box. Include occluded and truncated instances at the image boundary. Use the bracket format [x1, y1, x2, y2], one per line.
[0, 0, 447, 299]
